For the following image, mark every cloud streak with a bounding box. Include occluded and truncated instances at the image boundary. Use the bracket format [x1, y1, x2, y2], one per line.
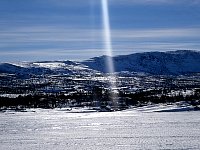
[38, 0, 200, 6]
[1, 26, 199, 43]
[109, 0, 200, 5]
[0, 25, 200, 61]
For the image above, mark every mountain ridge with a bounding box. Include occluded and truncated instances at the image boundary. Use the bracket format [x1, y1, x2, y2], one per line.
[1, 50, 200, 76]
[82, 50, 200, 75]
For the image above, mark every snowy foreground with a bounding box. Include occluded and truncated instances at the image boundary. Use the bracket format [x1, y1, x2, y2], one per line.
[0, 107, 200, 150]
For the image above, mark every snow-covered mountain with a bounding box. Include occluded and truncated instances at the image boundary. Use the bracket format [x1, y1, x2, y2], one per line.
[1, 50, 200, 76]
[0, 63, 53, 76]
[0, 61, 98, 77]
[83, 50, 200, 75]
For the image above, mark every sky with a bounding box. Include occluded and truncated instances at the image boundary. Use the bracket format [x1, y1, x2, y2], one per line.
[0, 0, 200, 62]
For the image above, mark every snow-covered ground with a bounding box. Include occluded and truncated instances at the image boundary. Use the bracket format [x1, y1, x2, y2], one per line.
[133, 102, 198, 112]
[0, 109, 200, 150]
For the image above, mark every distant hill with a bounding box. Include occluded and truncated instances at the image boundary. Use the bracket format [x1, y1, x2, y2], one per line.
[82, 50, 200, 75]
[1, 50, 200, 76]
[0, 61, 98, 77]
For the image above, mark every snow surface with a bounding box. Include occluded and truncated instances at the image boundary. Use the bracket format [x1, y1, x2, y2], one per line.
[32, 62, 67, 69]
[0, 108, 200, 150]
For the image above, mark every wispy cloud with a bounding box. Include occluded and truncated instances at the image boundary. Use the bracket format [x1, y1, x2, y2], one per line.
[0, 25, 200, 61]
[38, 0, 200, 6]
[110, 0, 200, 5]
[1, 26, 199, 42]
[112, 28, 200, 39]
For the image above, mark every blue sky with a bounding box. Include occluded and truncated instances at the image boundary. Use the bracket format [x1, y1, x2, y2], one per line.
[0, 0, 200, 62]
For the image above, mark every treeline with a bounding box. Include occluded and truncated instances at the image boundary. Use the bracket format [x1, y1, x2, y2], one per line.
[122, 89, 200, 106]
[0, 83, 50, 94]
[0, 87, 200, 110]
